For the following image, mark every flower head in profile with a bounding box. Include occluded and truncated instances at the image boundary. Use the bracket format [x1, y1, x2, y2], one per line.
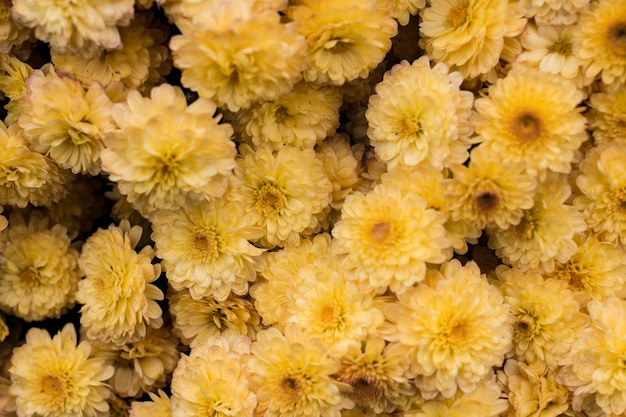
[472, 66, 587, 177]
[101, 84, 236, 215]
[588, 83, 626, 146]
[130, 390, 171, 417]
[171, 335, 256, 417]
[0, 213, 80, 321]
[287, 0, 397, 85]
[76, 220, 163, 345]
[366, 56, 473, 170]
[12, 0, 134, 56]
[9, 324, 114, 417]
[332, 183, 450, 294]
[150, 199, 264, 301]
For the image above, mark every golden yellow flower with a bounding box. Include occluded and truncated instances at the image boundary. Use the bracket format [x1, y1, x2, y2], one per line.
[76, 220, 163, 345]
[472, 66, 587, 177]
[0, 213, 80, 321]
[18, 68, 114, 175]
[234, 82, 342, 150]
[150, 199, 264, 301]
[445, 145, 538, 230]
[12, 0, 134, 56]
[101, 84, 236, 215]
[287, 0, 397, 85]
[171, 335, 256, 417]
[385, 260, 512, 398]
[387, 0, 426, 25]
[518, 0, 588, 25]
[366, 56, 473, 170]
[575, 143, 626, 245]
[170, 7, 306, 111]
[228, 145, 332, 248]
[575, 0, 626, 85]
[487, 176, 586, 273]
[249, 325, 350, 417]
[169, 288, 260, 347]
[332, 183, 450, 294]
[419, 0, 526, 80]
[9, 324, 114, 417]
[130, 390, 171, 417]
[588, 83, 626, 146]
[498, 266, 589, 369]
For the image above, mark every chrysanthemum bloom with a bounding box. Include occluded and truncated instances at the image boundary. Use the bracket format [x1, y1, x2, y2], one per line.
[287, 0, 397, 85]
[588, 83, 626, 146]
[0, 121, 72, 208]
[472, 66, 587, 177]
[150, 199, 264, 301]
[445, 145, 538, 230]
[169, 288, 260, 347]
[250, 233, 332, 325]
[551, 235, 626, 309]
[88, 327, 179, 398]
[9, 324, 114, 417]
[502, 359, 570, 417]
[517, 24, 592, 88]
[171, 335, 256, 417]
[11, 0, 133, 56]
[558, 297, 626, 416]
[235, 82, 342, 150]
[337, 338, 416, 414]
[498, 266, 589, 369]
[488, 176, 586, 273]
[0, 0, 30, 54]
[518, 0, 588, 25]
[419, 0, 526, 80]
[52, 12, 170, 91]
[18, 68, 114, 175]
[0, 54, 33, 124]
[384, 260, 513, 398]
[575, 143, 626, 245]
[101, 84, 236, 215]
[249, 325, 351, 417]
[284, 260, 384, 357]
[332, 183, 450, 294]
[76, 220, 163, 345]
[366, 57, 473, 170]
[575, 0, 626, 85]
[0, 213, 80, 321]
[170, 5, 306, 111]
[228, 145, 332, 248]
[386, 0, 425, 25]
[130, 390, 171, 417]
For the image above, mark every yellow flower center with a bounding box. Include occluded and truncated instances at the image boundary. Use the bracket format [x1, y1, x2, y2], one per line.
[191, 229, 221, 260]
[445, 319, 468, 344]
[368, 221, 395, 246]
[514, 314, 540, 342]
[41, 375, 68, 397]
[274, 105, 290, 123]
[397, 115, 423, 136]
[548, 38, 573, 56]
[447, 3, 468, 29]
[513, 210, 537, 240]
[512, 111, 543, 141]
[554, 262, 588, 291]
[324, 36, 354, 53]
[256, 183, 287, 216]
[608, 22, 626, 56]
[19, 268, 40, 287]
[280, 375, 305, 402]
[342, 373, 385, 405]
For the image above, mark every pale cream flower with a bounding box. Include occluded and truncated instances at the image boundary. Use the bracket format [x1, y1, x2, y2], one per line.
[130, 390, 171, 417]
[366, 56, 473, 170]
[150, 199, 264, 301]
[588, 82, 626, 146]
[9, 324, 114, 417]
[518, 0, 589, 25]
[76, 220, 163, 345]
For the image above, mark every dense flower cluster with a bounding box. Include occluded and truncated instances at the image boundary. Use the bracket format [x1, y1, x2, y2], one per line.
[1, 0, 625, 416]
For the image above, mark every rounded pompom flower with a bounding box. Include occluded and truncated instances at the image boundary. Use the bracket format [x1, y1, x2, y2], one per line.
[588, 83, 626, 146]
[9, 324, 114, 417]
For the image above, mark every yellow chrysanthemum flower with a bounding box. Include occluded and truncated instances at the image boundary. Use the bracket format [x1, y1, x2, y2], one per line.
[445, 145, 538, 230]
[287, 0, 397, 85]
[18, 68, 114, 175]
[366, 56, 473, 170]
[12, 0, 134, 56]
[130, 390, 171, 417]
[171, 335, 256, 417]
[101, 84, 236, 215]
[518, 0, 588, 25]
[170, 6, 306, 111]
[0, 54, 33, 124]
[228, 145, 332, 248]
[472, 66, 587, 177]
[332, 183, 450, 294]
[0, 213, 80, 321]
[169, 288, 260, 347]
[150, 199, 264, 301]
[588, 83, 626, 146]
[498, 266, 589, 369]
[575, 0, 626, 85]
[419, 0, 526, 80]
[487, 176, 586, 273]
[9, 324, 114, 417]
[0, 0, 30, 54]
[249, 325, 350, 417]
[76, 220, 163, 345]
[386, 0, 425, 25]
[385, 260, 512, 398]
[575, 143, 626, 245]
